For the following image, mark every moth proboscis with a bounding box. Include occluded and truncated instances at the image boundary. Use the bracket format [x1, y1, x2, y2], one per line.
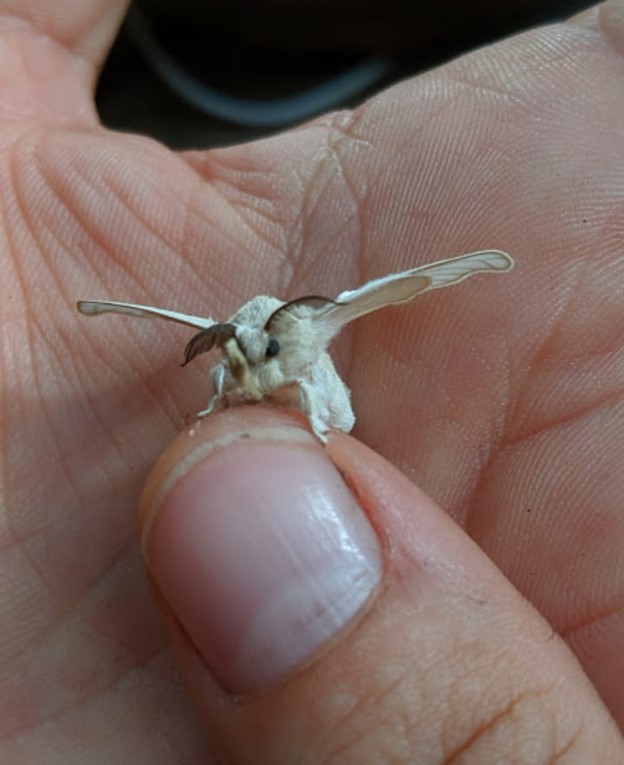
[77, 249, 514, 439]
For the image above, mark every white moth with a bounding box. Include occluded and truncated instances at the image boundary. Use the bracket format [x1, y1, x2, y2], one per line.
[77, 249, 513, 440]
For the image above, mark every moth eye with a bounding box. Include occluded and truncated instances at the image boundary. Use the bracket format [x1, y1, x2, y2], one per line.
[265, 338, 280, 358]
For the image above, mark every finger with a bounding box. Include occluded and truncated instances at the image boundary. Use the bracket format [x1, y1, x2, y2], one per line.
[139, 407, 623, 764]
[0, 1, 130, 124]
[0, 0, 130, 67]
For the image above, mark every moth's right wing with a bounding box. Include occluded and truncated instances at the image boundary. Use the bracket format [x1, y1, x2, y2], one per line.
[316, 249, 514, 340]
[265, 250, 513, 349]
[76, 300, 214, 330]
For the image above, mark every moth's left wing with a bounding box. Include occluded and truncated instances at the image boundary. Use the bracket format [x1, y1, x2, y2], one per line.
[315, 249, 513, 339]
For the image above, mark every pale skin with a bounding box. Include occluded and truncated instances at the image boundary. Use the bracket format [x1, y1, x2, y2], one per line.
[1, 1, 624, 764]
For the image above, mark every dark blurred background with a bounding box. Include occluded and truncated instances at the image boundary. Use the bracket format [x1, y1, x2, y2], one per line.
[97, 0, 595, 148]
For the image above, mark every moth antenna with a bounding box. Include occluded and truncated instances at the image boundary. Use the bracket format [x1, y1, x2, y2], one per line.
[264, 295, 335, 331]
[182, 323, 237, 366]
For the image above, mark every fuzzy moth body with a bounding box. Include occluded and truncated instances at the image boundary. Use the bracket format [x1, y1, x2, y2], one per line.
[77, 249, 513, 439]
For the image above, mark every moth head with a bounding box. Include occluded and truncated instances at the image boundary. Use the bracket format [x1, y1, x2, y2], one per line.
[230, 325, 281, 366]
[261, 296, 336, 372]
[181, 295, 337, 374]
[181, 322, 264, 398]
[180, 295, 287, 370]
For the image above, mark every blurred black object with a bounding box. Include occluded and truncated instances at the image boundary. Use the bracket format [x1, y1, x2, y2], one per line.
[97, 0, 594, 147]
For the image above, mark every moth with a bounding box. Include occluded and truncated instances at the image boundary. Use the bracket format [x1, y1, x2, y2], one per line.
[77, 249, 513, 440]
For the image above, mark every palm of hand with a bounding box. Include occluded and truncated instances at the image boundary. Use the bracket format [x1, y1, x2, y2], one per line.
[1, 7, 623, 762]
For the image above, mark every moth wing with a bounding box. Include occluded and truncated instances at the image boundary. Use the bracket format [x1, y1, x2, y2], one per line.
[76, 300, 214, 330]
[316, 249, 513, 338]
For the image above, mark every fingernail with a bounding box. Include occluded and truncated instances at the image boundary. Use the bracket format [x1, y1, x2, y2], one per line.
[143, 425, 382, 694]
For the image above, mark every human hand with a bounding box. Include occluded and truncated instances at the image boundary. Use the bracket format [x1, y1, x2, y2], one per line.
[2, 1, 623, 763]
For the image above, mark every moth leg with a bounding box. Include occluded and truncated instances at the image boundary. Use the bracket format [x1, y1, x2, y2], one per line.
[300, 353, 355, 436]
[197, 362, 226, 418]
[298, 380, 330, 442]
[196, 397, 221, 418]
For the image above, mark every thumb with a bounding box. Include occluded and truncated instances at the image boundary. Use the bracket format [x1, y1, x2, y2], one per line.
[139, 407, 622, 764]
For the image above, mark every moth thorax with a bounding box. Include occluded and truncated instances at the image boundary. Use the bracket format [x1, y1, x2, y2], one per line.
[235, 326, 270, 365]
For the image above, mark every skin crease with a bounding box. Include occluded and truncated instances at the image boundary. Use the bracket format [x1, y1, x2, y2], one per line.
[1, 0, 624, 763]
